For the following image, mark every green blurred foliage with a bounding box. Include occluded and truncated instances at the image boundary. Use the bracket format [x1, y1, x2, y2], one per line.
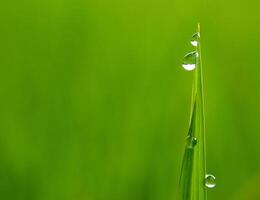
[0, 0, 260, 199]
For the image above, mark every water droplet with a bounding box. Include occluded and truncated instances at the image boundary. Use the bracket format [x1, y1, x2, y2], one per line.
[182, 51, 198, 71]
[186, 136, 197, 148]
[205, 174, 216, 188]
[190, 32, 200, 47]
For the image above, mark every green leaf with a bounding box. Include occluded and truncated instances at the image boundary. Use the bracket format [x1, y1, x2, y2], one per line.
[178, 23, 207, 200]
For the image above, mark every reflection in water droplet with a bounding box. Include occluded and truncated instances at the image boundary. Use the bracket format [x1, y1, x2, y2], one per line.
[205, 174, 216, 188]
[182, 51, 198, 71]
[186, 136, 197, 148]
[191, 32, 200, 47]
[182, 64, 195, 71]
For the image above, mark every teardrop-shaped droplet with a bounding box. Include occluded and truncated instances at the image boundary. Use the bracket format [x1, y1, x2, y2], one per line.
[182, 51, 198, 71]
[205, 174, 216, 188]
[186, 136, 197, 148]
[190, 32, 200, 47]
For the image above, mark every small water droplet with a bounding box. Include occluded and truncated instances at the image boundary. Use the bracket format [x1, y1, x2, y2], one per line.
[186, 136, 197, 148]
[190, 32, 200, 47]
[205, 174, 216, 188]
[182, 51, 198, 71]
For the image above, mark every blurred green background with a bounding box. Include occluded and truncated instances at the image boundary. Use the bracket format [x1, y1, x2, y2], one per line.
[1, 0, 260, 199]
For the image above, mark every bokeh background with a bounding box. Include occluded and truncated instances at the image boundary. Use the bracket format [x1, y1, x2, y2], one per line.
[1, 0, 260, 199]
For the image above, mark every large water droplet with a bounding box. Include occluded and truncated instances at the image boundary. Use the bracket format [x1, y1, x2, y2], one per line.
[186, 136, 197, 148]
[182, 51, 198, 71]
[190, 32, 200, 47]
[205, 174, 216, 188]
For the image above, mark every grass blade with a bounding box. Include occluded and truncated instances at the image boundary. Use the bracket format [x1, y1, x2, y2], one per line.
[178, 23, 207, 200]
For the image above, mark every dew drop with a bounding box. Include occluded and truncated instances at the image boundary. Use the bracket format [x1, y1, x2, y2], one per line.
[186, 136, 197, 148]
[182, 51, 198, 71]
[190, 32, 200, 47]
[205, 174, 216, 188]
